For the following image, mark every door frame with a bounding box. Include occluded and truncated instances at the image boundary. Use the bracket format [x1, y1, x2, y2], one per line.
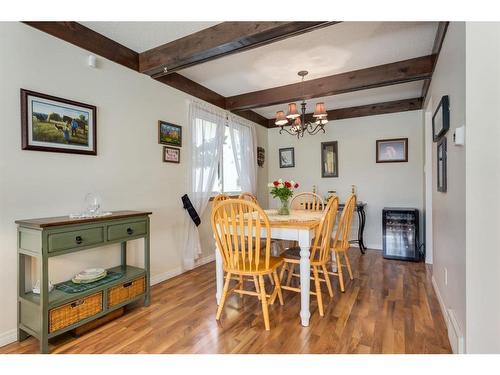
[424, 97, 434, 264]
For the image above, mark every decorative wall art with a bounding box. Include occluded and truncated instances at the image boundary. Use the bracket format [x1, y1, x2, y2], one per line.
[376, 138, 408, 163]
[432, 95, 450, 142]
[437, 137, 447, 192]
[158, 120, 182, 147]
[163, 146, 180, 163]
[279, 147, 295, 168]
[21, 89, 97, 155]
[257, 146, 265, 167]
[321, 141, 339, 177]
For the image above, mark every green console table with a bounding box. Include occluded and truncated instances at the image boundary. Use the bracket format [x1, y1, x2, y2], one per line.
[16, 210, 152, 353]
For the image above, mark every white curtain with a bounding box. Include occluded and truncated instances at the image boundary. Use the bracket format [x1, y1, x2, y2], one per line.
[183, 100, 225, 270]
[228, 114, 258, 194]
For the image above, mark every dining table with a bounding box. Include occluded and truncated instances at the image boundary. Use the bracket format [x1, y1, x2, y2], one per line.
[214, 208, 325, 327]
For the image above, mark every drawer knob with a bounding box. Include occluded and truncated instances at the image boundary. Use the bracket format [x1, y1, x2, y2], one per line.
[126, 228, 134, 235]
[75, 236, 83, 245]
[123, 281, 133, 288]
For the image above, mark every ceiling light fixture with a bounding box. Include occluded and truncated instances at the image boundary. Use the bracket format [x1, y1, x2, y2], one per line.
[274, 71, 328, 138]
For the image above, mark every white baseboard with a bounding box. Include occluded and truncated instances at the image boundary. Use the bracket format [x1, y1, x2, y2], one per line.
[431, 276, 465, 353]
[149, 266, 183, 286]
[149, 254, 215, 286]
[196, 254, 215, 267]
[0, 329, 17, 348]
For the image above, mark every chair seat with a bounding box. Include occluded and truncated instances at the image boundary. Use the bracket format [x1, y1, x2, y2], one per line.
[225, 256, 284, 275]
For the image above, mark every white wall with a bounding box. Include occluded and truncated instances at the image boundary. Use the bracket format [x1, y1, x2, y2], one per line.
[267, 110, 424, 250]
[465, 22, 500, 353]
[423, 22, 466, 353]
[0, 22, 267, 346]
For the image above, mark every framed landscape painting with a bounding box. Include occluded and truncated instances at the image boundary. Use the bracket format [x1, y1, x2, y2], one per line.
[21, 89, 97, 155]
[376, 138, 408, 163]
[158, 120, 182, 147]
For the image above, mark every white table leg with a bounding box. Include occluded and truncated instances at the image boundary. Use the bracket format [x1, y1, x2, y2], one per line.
[298, 230, 312, 326]
[215, 247, 223, 305]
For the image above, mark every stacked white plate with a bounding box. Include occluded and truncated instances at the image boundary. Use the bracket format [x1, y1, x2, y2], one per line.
[72, 268, 107, 284]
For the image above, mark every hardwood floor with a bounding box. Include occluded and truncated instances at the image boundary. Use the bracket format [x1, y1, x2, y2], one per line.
[0, 249, 451, 354]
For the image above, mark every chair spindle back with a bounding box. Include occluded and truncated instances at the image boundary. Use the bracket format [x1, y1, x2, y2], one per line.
[291, 192, 325, 211]
[332, 193, 357, 251]
[211, 199, 271, 272]
[310, 196, 339, 263]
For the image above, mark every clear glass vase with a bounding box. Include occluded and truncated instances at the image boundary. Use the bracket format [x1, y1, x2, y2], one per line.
[278, 197, 290, 215]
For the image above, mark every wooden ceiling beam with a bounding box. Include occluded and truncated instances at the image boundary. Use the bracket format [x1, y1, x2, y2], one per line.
[23, 22, 139, 71]
[154, 74, 268, 127]
[421, 22, 449, 101]
[22, 21, 269, 128]
[139, 21, 338, 77]
[266, 97, 424, 128]
[226, 55, 436, 111]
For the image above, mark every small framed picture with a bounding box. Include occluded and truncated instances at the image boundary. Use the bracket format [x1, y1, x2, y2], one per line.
[376, 138, 408, 163]
[158, 120, 182, 147]
[437, 137, 447, 192]
[20, 89, 97, 155]
[279, 147, 295, 168]
[321, 141, 338, 178]
[163, 146, 180, 163]
[432, 95, 450, 142]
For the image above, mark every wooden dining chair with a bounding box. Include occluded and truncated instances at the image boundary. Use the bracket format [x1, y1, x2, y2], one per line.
[238, 192, 257, 203]
[211, 199, 284, 330]
[212, 193, 230, 206]
[279, 196, 339, 317]
[283, 192, 326, 284]
[327, 193, 357, 292]
[290, 192, 325, 211]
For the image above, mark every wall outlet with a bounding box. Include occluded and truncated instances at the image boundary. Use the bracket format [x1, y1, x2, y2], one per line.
[444, 268, 448, 286]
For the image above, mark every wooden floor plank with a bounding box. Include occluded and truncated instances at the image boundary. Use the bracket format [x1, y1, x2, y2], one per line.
[0, 249, 451, 354]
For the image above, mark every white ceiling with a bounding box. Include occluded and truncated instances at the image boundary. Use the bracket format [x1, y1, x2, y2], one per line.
[181, 21, 438, 97]
[80, 21, 438, 118]
[81, 21, 219, 52]
[253, 81, 424, 118]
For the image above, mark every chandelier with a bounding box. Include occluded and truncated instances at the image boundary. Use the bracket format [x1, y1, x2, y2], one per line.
[274, 70, 328, 138]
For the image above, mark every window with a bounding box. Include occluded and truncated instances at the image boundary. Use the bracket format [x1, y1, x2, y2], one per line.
[213, 126, 241, 194]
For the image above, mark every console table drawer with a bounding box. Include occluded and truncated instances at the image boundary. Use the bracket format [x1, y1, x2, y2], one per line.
[107, 220, 147, 241]
[48, 227, 104, 253]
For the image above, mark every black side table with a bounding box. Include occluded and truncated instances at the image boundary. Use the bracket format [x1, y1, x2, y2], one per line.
[338, 201, 367, 254]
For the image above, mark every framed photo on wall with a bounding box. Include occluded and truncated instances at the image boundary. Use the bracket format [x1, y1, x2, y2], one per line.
[20, 89, 97, 155]
[158, 120, 182, 147]
[163, 146, 180, 163]
[321, 141, 338, 177]
[437, 137, 447, 192]
[376, 138, 408, 163]
[279, 147, 295, 168]
[432, 95, 450, 142]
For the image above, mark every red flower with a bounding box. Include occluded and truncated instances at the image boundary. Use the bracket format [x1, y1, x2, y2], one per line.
[284, 181, 292, 188]
[294, 183, 299, 188]
[273, 181, 279, 186]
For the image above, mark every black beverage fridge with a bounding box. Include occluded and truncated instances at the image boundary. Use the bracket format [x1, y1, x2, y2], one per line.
[382, 207, 421, 261]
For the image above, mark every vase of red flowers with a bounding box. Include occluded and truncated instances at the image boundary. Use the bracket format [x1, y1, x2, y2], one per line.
[268, 179, 299, 215]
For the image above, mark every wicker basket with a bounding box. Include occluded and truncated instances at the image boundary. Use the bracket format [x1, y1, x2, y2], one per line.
[108, 276, 145, 308]
[49, 292, 103, 333]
